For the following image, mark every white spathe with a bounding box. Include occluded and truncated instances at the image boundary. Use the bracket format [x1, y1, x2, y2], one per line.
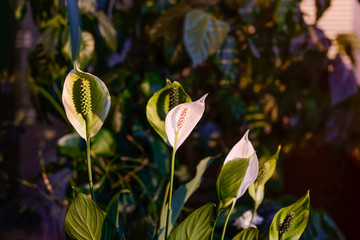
[165, 94, 207, 151]
[224, 130, 259, 199]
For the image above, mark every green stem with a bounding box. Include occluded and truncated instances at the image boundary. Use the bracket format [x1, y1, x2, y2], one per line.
[165, 134, 178, 240]
[249, 203, 258, 228]
[86, 116, 95, 202]
[210, 211, 221, 240]
[221, 200, 236, 240]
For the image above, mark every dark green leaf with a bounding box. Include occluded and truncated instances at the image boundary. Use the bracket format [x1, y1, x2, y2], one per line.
[169, 203, 215, 240]
[269, 191, 310, 240]
[183, 9, 230, 66]
[232, 227, 259, 240]
[273, 0, 298, 30]
[101, 216, 122, 240]
[56, 133, 85, 158]
[146, 79, 191, 144]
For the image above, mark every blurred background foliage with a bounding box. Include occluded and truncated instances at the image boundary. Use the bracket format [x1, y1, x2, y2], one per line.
[1, 0, 360, 239]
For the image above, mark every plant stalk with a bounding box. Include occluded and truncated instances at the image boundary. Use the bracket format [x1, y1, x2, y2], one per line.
[221, 199, 236, 240]
[165, 134, 178, 240]
[210, 211, 221, 240]
[86, 116, 95, 202]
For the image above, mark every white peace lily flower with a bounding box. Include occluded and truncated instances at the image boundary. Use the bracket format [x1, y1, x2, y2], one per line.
[232, 210, 264, 229]
[165, 94, 208, 151]
[224, 130, 259, 199]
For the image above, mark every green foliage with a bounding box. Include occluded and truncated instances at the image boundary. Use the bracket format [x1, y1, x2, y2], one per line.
[217, 157, 250, 210]
[232, 227, 259, 240]
[96, 11, 117, 51]
[269, 191, 310, 240]
[169, 203, 215, 240]
[158, 157, 214, 239]
[183, 9, 230, 66]
[146, 79, 191, 144]
[66, 0, 81, 61]
[65, 192, 120, 240]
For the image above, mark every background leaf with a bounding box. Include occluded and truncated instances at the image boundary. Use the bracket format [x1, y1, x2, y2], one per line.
[91, 128, 116, 157]
[183, 9, 230, 66]
[96, 11, 117, 51]
[169, 203, 215, 240]
[269, 191, 310, 240]
[66, 0, 81, 61]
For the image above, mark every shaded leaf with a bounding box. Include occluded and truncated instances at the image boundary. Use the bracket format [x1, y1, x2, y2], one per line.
[329, 57, 358, 106]
[96, 11, 117, 51]
[91, 128, 116, 157]
[56, 133, 85, 158]
[269, 191, 310, 240]
[146, 79, 191, 144]
[158, 157, 214, 239]
[232, 227, 259, 240]
[169, 203, 215, 240]
[183, 9, 230, 66]
[273, 0, 298, 30]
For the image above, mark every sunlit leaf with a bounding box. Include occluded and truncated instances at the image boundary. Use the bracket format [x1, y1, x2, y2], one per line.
[165, 94, 207, 151]
[65, 192, 120, 240]
[169, 203, 215, 240]
[232, 227, 259, 240]
[183, 9, 230, 66]
[62, 64, 111, 140]
[146, 79, 192, 144]
[269, 191, 310, 240]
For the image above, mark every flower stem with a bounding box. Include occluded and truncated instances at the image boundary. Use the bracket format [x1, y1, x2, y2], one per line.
[165, 135, 177, 240]
[86, 116, 95, 202]
[210, 211, 221, 240]
[249, 203, 258, 228]
[221, 199, 236, 240]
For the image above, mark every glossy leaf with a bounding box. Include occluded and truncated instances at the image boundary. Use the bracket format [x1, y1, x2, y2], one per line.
[65, 192, 120, 240]
[165, 94, 207, 151]
[62, 64, 111, 140]
[169, 203, 215, 240]
[269, 191, 310, 240]
[249, 146, 281, 208]
[158, 157, 214, 239]
[146, 79, 192, 144]
[232, 227, 259, 240]
[66, 0, 81, 61]
[183, 9, 230, 66]
[96, 11, 117, 51]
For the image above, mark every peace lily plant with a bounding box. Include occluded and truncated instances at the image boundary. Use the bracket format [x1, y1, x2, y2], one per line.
[62, 73, 311, 239]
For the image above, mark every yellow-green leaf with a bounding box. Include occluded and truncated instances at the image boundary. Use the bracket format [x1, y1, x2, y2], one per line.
[232, 227, 259, 240]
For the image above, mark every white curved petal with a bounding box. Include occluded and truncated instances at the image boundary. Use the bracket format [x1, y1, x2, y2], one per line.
[224, 130, 259, 199]
[165, 94, 207, 151]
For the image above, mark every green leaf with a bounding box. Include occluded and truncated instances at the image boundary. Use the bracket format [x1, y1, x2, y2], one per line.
[183, 9, 230, 66]
[169, 203, 215, 240]
[62, 65, 111, 140]
[96, 11, 117, 51]
[91, 128, 116, 157]
[146, 79, 191, 144]
[232, 227, 259, 240]
[269, 191, 310, 240]
[65, 192, 120, 240]
[248, 146, 280, 208]
[56, 133, 85, 158]
[66, 0, 81, 61]
[217, 157, 251, 209]
[158, 157, 214, 240]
